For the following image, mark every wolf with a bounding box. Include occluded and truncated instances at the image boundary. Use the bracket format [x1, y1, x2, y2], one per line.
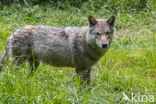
[0, 15, 115, 83]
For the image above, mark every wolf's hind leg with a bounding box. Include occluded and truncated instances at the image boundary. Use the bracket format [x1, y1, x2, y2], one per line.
[27, 56, 40, 74]
[10, 56, 26, 70]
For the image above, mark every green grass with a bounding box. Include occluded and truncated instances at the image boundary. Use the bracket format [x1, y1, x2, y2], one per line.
[0, 4, 156, 104]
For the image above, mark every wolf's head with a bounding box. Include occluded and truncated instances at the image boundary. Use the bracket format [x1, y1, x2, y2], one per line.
[87, 15, 115, 49]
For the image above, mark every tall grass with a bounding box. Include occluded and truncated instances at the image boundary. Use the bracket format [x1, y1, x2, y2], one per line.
[0, 0, 155, 12]
[0, 1, 155, 103]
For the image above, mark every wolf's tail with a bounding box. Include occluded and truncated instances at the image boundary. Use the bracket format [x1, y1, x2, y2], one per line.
[0, 50, 8, 72]
[0, 37, 10, 72]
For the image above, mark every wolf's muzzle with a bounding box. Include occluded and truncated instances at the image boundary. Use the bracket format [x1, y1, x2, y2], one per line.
[101, 42, 107, 48]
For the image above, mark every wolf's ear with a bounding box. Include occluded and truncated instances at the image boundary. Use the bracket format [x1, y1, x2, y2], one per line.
[107, 15, 115, 27]
[88, 15, 97, 27]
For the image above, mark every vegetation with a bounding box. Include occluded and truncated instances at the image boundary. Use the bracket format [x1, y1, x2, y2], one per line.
[0, 1, 155, 103]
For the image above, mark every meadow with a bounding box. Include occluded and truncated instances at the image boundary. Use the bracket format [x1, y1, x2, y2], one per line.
[0, 1, 155, 103]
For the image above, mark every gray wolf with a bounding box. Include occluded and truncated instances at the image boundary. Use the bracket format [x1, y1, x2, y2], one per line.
[0, 15, 115, 83]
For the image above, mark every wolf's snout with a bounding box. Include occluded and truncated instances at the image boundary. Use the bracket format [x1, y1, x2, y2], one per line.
[101, 42, 107, 48]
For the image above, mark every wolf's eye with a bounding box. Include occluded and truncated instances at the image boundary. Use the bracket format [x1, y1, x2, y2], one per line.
[106, 32, 110, 35]
[96, 32, 100, 35]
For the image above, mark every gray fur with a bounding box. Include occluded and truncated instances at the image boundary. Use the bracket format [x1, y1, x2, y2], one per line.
[0, 15, 115, 83]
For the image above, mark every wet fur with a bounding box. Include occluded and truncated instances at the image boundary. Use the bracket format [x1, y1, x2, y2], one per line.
[0, 16, 115, 83]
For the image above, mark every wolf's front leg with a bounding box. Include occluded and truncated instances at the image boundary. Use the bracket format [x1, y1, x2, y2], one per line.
[75, 68, 91, 84]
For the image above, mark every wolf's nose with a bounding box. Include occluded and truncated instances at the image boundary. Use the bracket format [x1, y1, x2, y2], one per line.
[101, 42, 107, 48]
